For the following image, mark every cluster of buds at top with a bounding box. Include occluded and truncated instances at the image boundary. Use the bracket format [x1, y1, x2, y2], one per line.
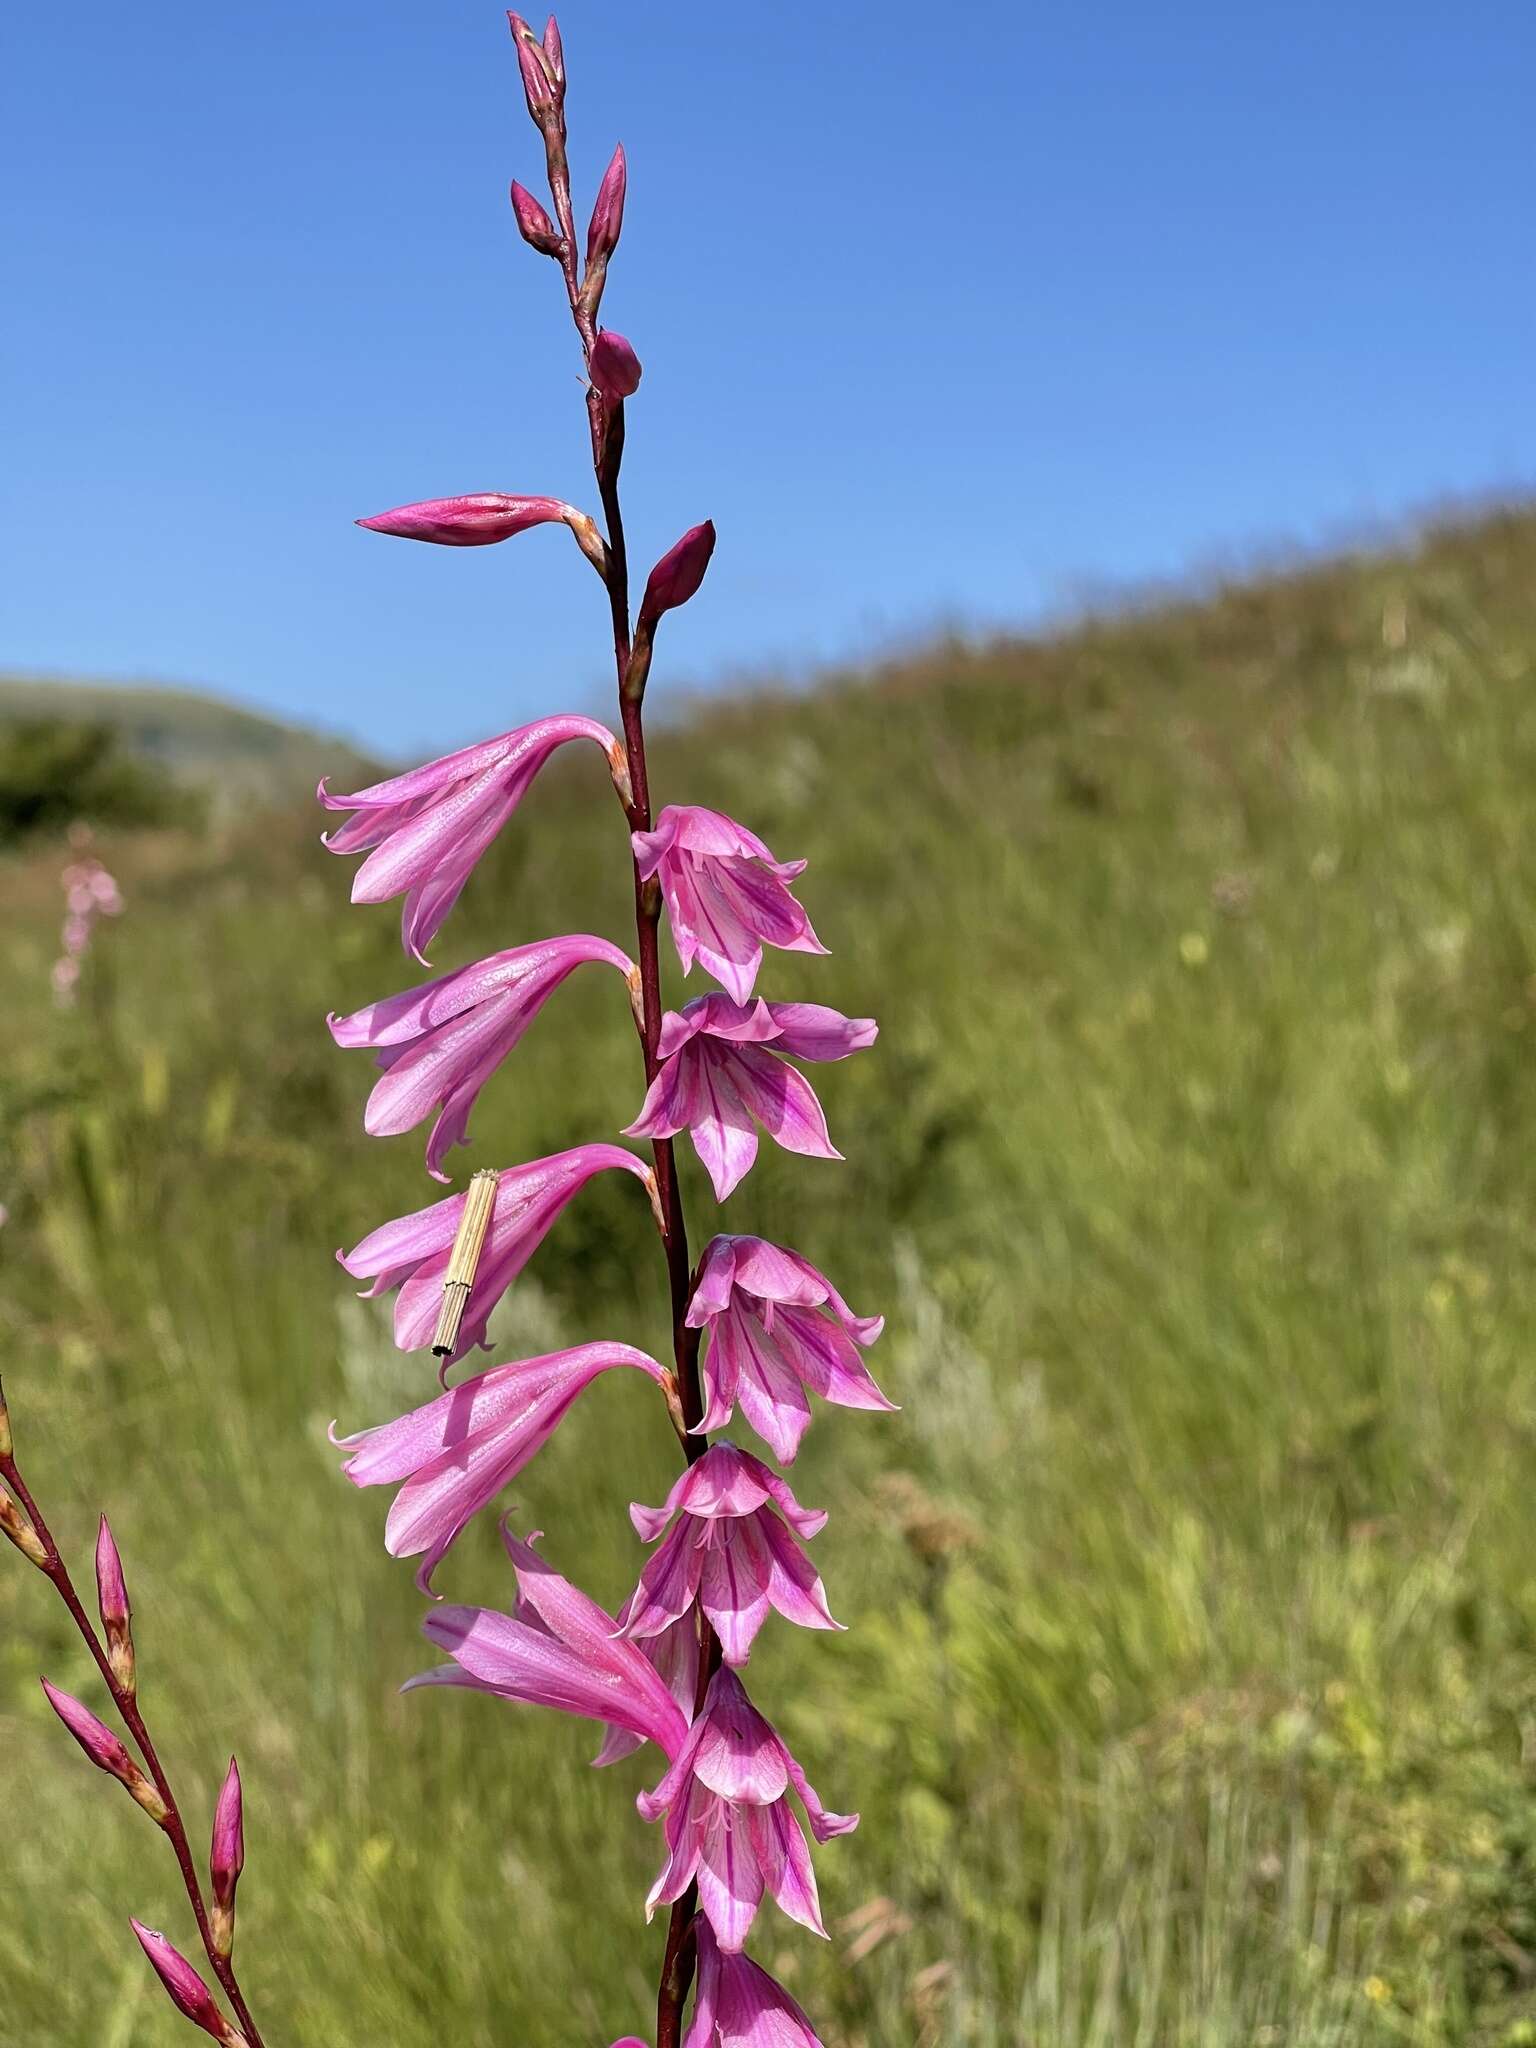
[324, 15, 887, 2045]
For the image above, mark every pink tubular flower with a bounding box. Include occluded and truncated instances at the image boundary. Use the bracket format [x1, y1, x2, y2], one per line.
[687, 1235, 891, 1464]
[409, 1527, 690, 1760]
[638, 1667, 856, 1952]
[686, 1920, 826, 2047]
[590, 330, 642, 402]
[330, 933, 636, 1181]
[624, 995, 877, 1202]
[632, 805, 825, 1003]
[621, 1441, 838, 1666]
[130, 1921, 244, 2045]
[339, 1143, 655, 1364]
[356, 492, 596, 551]
[595, 1603, 697, 1767]
[335, 1342, 668, 1592]
[319, 714, 624, 962]
[637, 522, 716, 638]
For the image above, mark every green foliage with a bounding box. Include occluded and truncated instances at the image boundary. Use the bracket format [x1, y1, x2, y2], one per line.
[3, 510, 1536, 2042]
[0, 717, 181, 843]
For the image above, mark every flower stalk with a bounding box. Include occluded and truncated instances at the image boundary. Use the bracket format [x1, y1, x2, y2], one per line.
[329, 16, 885, 2044]
[0, 1376, 266, 2048]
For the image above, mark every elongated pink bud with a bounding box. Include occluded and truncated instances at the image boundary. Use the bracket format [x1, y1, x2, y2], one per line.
[638, 521, 717, 634]
[541, 14, 564, 91]
[589, 331, 642, 403]
[508, 12, 559, 124]
[210, 1756, 244, 1957]
[586, 144, 627, 268]
[130, 1921, 246, 2045]
[41, 1679, 167, 1822]
[95, 1516, 136, 1695]
[511, 179, 564, 257]
[358, 493, 569, 547]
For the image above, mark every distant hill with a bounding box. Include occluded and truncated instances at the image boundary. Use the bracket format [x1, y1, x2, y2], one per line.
[0, 675, 379, 809]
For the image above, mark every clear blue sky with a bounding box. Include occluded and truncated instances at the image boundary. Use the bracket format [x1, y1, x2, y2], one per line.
[3, 1, 1531, 756]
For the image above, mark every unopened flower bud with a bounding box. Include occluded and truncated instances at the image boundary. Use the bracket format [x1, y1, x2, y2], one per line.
[541, 15, 564, 92]
[586, 143, 627, 269]
[580, 143, 627, 317]
[210, 1756, 244, 1957]
[508, 12, 560, 126]
[636, 521, 717, 639]
[511, 179, 565, 258]
[357, 494, 576, 548]
[95, 1516, 136, 1695]
[131, 1921, 247, 2045]
[0, 1481, 47, 1568]
[589, 330, 642, 403]
[41, 1679, 168, 1823]
[0, 1374, 12, 1460]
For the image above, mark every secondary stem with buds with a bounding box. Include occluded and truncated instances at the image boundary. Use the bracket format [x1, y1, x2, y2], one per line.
[0, 1386, 266, 2048]
[537, 120, 718, 2048]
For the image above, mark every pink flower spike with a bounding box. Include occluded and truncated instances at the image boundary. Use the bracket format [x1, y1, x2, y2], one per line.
[632, 805, 826, 1003]
[319, 714, 624, 962]
[686, 1920, 826, 2046]
[586, 143, 627, 268]
[129, 1921, 244, 2045]
[511, 179, 564, 257]
[339, 1144, 656, 1364]
[639, 1667, 856, 1951]
[621, 1441, 839, 1666]
[590, 330, 642, 403]
[335, 1341, 668, 1592]
[330, 933, 635, 1180]
[687, 1235, 891, 1464]
[637, 522, 717, 639]
[410, 1529, 690, 1760]
[624, 995, 877, 1202]
[356, 493, 581, 548]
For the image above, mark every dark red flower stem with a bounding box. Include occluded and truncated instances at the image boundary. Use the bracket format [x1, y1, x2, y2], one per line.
[540, 120, 723, 2048]
[0, 1406, 266, 2048]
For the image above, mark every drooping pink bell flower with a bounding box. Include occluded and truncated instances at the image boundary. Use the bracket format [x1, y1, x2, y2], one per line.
[685, 1920, 826, 2047]
[621, 1441, 838, 1666]
[624, 995, 877, 1201]
[632, 805, 825, 1003]
[335, 1342, 667, 1592]
[637, 1666, 856, 1951]
[409, 1527, 689, 1760]
[356, 493, 594, 549]
[319, 714, 626, 962]
[330, 934, 636, 1181]
[686, 1235, 891, 1463]
[590, 330, 642, 402]
[130, 1921, 245, 2045]
[339, 1144, 654, 1364]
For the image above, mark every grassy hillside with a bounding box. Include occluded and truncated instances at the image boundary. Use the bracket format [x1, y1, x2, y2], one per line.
[0, 674, 377, 808]
[3, 509, 1536, 2046]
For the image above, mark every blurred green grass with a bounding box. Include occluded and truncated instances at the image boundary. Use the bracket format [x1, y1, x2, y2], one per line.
[5, 511, 1536, 2044]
